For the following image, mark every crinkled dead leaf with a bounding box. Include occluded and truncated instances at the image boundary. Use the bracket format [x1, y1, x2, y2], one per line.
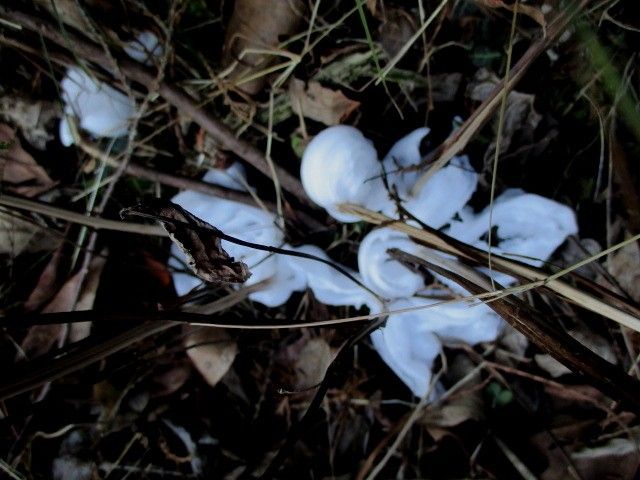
[222, 0, 305, 95]
[184, 326, 237, 388]
[295, 337, 333, 389]
[378, 8, 417, 59]
[122, 201, 251, 284]
[606, 240, 640, 302]
[467, 68, 542, 153]
[474, 0, 546, 29]
[534, 354, 572, 378]
[0, 97, 58, 150]
[0, 124, 54, 196]
[0, 211, 39, 256]
[429, 73, 463, 103]
[289, 79, 360, 126]
[571, 437, 640, 480]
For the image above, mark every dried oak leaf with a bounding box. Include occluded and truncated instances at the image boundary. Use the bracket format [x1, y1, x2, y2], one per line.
[184, 326, 237, 388]
[122, 200, 251, 284]
[222, 0, 305, 95]
[294, 337, 334, 389]
[289, 79, 360, 126]
[0, 97, 58, 150]
[0, 123, 54, 197]
[467, 69, 542, 153]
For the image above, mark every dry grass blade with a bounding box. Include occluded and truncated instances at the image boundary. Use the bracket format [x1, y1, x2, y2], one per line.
[0, 193, 167, 236]
[339, 203, 640, 332]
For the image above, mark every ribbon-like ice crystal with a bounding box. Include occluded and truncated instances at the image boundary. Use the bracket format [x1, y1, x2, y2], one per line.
[59, 32, 161, 146]
[169, 124, 578, 398]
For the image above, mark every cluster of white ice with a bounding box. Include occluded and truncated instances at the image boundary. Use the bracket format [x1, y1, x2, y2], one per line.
[168, 125, 578, 397]
[58, 32, 161, 146]
[53, 26, 574, 398]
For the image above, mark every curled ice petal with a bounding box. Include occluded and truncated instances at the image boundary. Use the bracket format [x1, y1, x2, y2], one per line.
[372, 296, 503, 396]
[124, 31, 163, 65]
[300, 125, 392, 222]
[358, 227, 426, 299]
[247, 254, 307, 307]
[371, 298, 441, 397]
[286, 244, 376, 308]
[457, 189, 578, 267]
[201, 163, 247, 192]
[404, 155, 478, 229]
[59, 117, 74, 147]
[59, 67, 134, 145]
[381, 127, 429, 195]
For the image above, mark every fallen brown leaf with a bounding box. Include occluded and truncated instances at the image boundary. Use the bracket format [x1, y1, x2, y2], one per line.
[0, 212, 39, 256]
[467, 68, 542, 154]
[0, 97, 58, 150]
[475, 0, 546, 29]
[70, 252, 108, 342]
[222, 0, 305, 95]
[429, 73, 463, 103]
[0, 123, 54, 196]
[571, 437, 640, 480]
[378, 8, 417, 59]
[24, 247, 65, 312]
[295, 337, 333, 389]
[122, 201, 251, 284]
[289, 79, 360, 126]
[606, 240, 640, 302]
[184, 326, 237, 388]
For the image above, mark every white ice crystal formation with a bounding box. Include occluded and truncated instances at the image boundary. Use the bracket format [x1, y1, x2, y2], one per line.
[169, 164, 375, 309]
[170, 124, 578, 397]
[299, 125, 577, 396]
[59, 32, 161, 146]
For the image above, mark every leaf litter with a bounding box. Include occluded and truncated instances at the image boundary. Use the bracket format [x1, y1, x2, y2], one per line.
[0, 1, 639, 479]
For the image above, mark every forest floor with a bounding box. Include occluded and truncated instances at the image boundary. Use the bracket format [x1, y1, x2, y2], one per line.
[1, 0, 640, 478]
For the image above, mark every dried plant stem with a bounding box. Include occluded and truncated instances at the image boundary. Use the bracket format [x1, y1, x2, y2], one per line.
[339, 204, 640, 333]
[487, 0, 520, 289]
